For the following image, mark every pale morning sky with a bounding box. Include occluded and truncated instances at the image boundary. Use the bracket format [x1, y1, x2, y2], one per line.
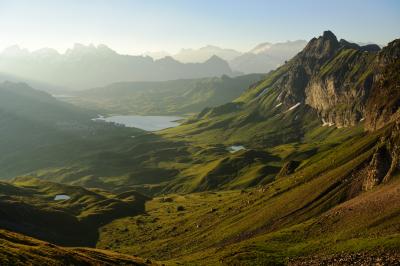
[0, 0, 399, 55]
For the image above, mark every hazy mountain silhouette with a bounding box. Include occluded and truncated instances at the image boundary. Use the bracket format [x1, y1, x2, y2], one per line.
[0, 44, 237, 89]
[230, 40, 307, 73]
[173, 45, 242, 63]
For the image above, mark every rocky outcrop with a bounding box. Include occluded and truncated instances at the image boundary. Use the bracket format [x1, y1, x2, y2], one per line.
[362, 145, 392, 191]
[276, 160, 300, 178]
[363, 120, 400, 190]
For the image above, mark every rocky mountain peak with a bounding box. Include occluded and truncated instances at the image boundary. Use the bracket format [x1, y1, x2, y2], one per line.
[273, 31, 342, 105]
[300, 30, 340, 61]
[322, 30, 338, 41]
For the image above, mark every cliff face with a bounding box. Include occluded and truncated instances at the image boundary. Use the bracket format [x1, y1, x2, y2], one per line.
[363, 119, 400, 190]
[304, 46, 375, 127]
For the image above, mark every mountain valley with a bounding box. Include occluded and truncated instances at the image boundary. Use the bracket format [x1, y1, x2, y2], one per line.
[0, 29, 399, 265]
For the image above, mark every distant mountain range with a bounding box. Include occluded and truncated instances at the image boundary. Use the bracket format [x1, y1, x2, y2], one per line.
[0, 40, 333, 91]
[0, 39, 380, 92]
[0, 44, 237, 90]
[172, 45, 242, 63]
[230, 40, 308, 74]
[147, 41, 308, 73]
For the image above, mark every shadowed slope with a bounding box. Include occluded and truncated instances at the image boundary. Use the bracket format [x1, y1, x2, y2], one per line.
[0, 177, 149, 247]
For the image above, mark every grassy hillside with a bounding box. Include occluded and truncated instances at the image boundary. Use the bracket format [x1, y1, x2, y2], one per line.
[67, 74, 264, 115]
[0, 229, 152, 265]
[96, 121, 400, 265]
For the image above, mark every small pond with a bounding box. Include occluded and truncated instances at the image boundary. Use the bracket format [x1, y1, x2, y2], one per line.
[227, 145, 246, 153]
[54, 194, 71, 201]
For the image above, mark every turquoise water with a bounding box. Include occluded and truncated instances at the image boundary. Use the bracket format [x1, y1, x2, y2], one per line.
[93, 115, 182, 131]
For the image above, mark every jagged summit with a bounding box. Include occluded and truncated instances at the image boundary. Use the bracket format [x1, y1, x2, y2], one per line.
[322, 30, 338, 41]
[299, 30, 340, 62]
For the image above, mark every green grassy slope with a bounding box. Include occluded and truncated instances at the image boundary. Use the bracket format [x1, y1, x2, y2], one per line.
[67, 74, 264, 115]
[96, 121, 400, 265]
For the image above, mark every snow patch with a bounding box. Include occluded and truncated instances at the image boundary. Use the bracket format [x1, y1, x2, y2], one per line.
[322, 118, 335, 127]
[276, 91, 284, 101]
[253, 87, 269, 101]
[287, 102, 301, 111]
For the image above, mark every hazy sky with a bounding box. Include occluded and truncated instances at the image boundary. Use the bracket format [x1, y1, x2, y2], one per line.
[0, 0, 399, 55]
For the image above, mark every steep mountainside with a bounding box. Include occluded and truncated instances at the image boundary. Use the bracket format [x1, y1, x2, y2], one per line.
[68, 74, 264, 115]
[0, 45, 237, 89]
[165, 31, 395, 146]
[365, 39, 400, 130]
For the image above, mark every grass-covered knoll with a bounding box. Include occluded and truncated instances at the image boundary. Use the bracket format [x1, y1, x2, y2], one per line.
[67, 74, 264, 115]
[96, 122, 400, 265]
[0, 229, 152, 266]
[0, 176, 148, 247]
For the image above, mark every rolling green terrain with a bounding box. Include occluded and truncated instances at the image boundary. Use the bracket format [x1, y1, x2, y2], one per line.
[95, 117, 400, 265]
[1, 31, 399, 265]
[66, 74, 264, 115]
